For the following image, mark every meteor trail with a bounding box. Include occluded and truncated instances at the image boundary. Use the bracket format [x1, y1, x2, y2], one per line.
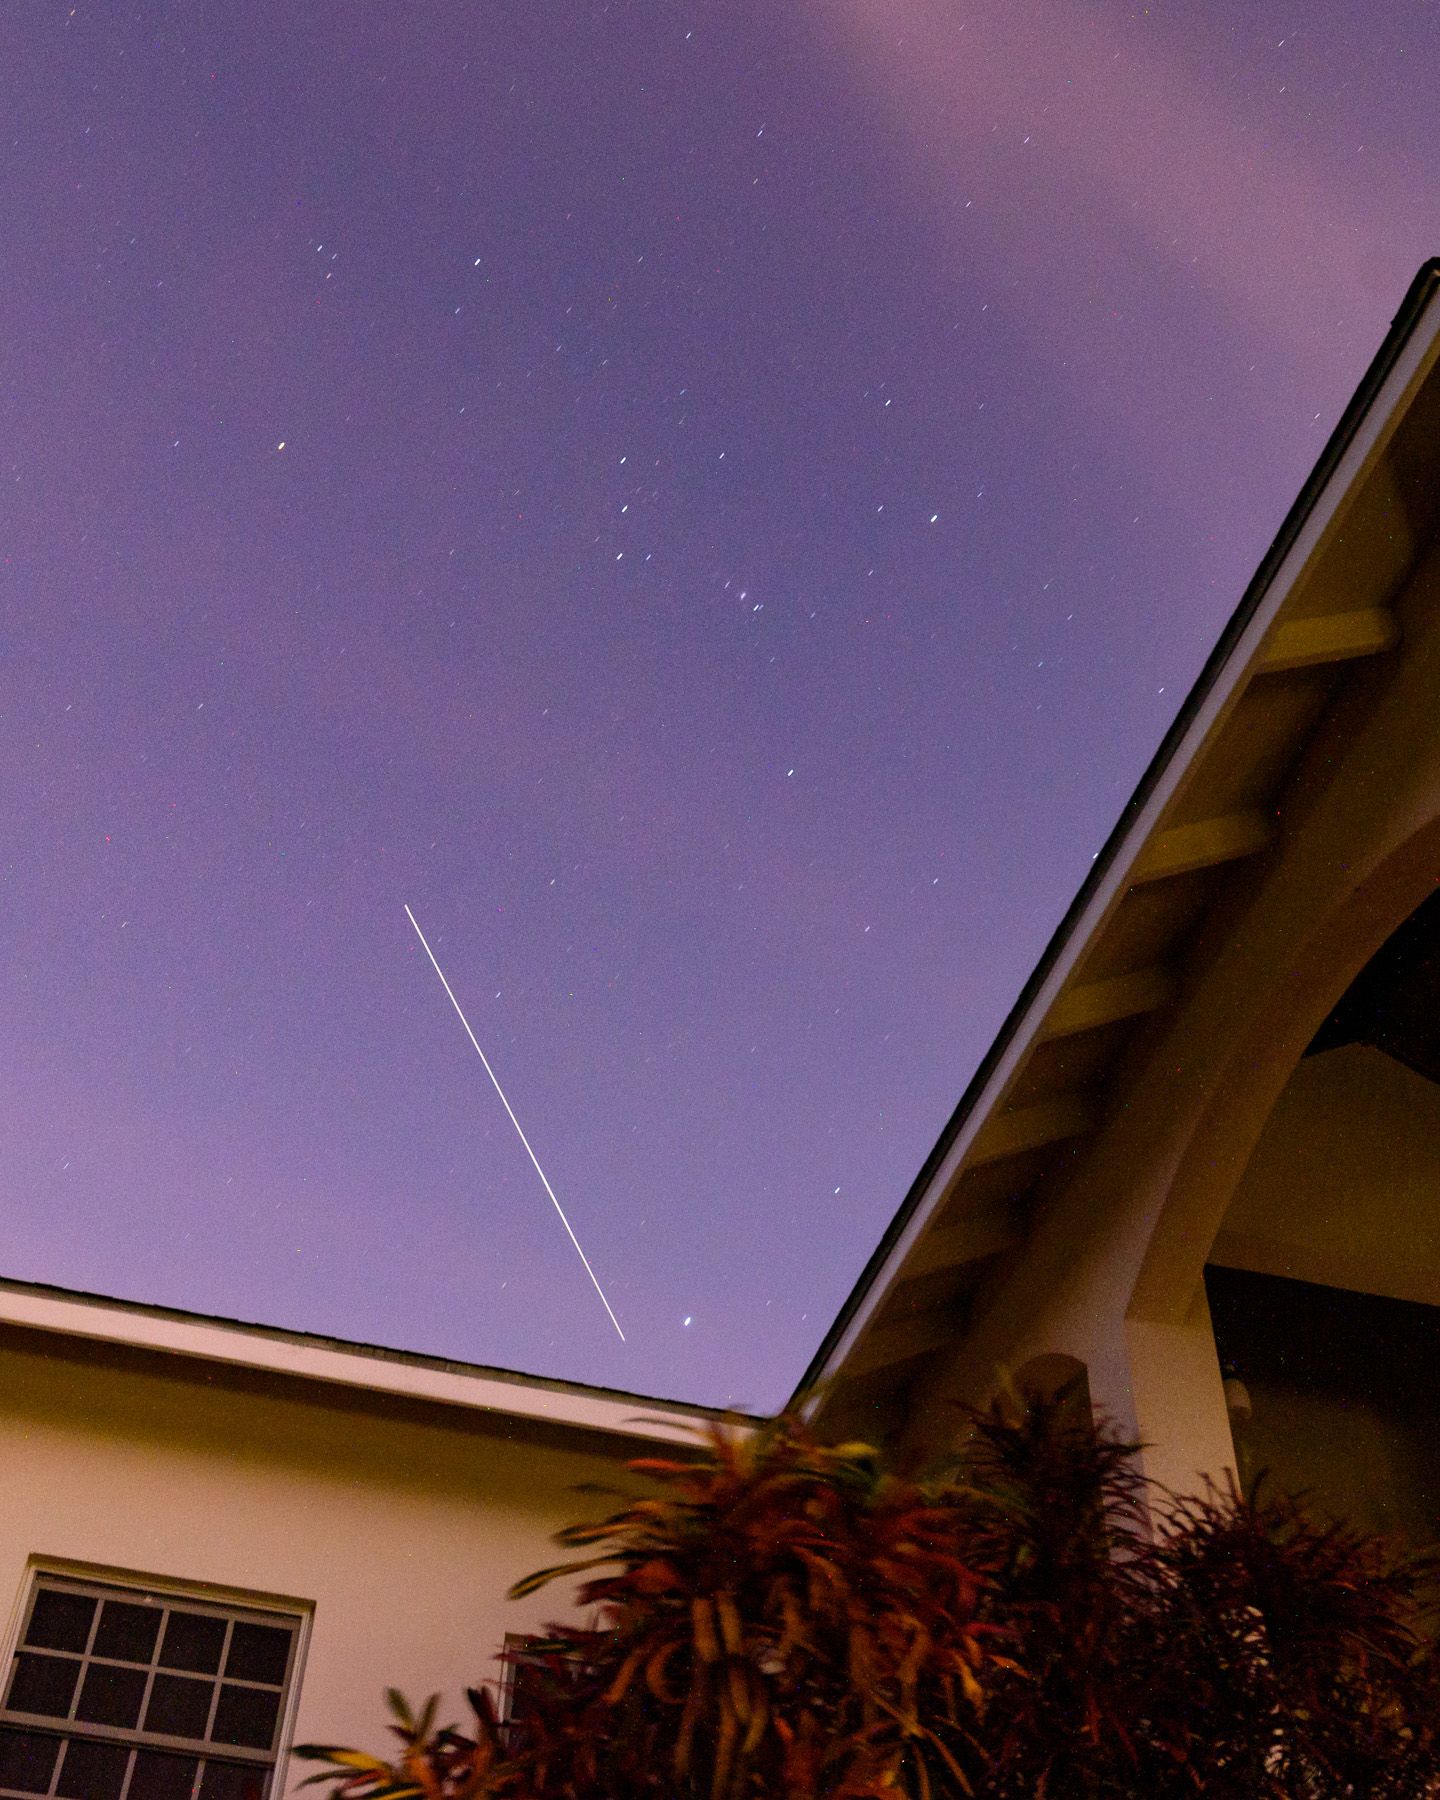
[403, 902, 626, 1342]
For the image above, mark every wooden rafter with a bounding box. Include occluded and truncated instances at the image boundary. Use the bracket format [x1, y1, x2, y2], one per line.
[970, 1093, 1092, 1164]
[1259, 607, 1397, 674]
[1040, 965, 1173, 1039]
[1131, 809, 1272, 884]
[902, 1198, 1024, 1282]
[843, 1310, 959, 1382]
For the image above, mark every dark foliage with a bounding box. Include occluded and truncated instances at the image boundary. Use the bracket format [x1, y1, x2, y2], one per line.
[296, 1402, 1440, 1799]
[956, 1386, 1171, 1796]
[1145, 1479, 1440, 1797]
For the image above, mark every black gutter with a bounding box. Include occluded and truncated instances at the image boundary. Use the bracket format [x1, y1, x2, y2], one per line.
[789, 257, 1440, 1408]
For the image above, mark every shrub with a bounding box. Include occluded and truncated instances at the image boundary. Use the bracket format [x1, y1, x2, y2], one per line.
[297, 1403, 1440, 1799]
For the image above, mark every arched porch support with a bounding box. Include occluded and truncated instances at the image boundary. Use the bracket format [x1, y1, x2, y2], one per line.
[902, 545, 1440, 1501]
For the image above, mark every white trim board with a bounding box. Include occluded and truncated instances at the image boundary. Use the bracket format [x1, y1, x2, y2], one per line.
[0, 1284, 720, 1447]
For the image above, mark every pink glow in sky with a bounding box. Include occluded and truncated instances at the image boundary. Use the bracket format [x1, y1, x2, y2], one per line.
[2, 0, 1436, 1410]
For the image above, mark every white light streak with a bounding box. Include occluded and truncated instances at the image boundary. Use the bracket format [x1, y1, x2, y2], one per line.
[403, 903, 626, 1342]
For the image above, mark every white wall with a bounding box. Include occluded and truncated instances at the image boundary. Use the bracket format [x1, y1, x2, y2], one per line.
[1211, 1043, 1440, 1542]
[1217, 1043, 1440, 1303]
[0, 1330, 668, 1794]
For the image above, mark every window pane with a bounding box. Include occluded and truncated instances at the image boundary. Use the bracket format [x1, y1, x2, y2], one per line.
[56, 1739, 129, 1800]
[220, 1629, 288, 1690]
[143, 1677, 213, 1742]
[7, 1653, 81, 1720]
[196, 1766, 263, 1800]
[0, 1728, 61, 1795]
[75, 1664, 147, 1731]
[4, 1585, 294, 1800]
[209, 1688, 277, 1754]
[156, 1620, 224, 1680]
[25, 1595, 95, 1657]
[128, 1752, 198, 1800]
[93, 1605, 162, 1668]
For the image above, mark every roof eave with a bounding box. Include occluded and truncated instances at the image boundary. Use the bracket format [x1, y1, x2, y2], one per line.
[0, 1278, 746, 1446]
[791, 258, 1440, 1413]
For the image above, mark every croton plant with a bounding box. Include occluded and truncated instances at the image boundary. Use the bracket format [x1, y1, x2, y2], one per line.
[296, 1398, 1440, 1798]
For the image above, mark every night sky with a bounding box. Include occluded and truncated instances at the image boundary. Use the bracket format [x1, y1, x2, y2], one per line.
[5, 2, 1436, 1412]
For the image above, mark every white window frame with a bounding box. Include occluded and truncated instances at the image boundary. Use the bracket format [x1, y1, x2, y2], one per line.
[0, 1562, 312, 1800]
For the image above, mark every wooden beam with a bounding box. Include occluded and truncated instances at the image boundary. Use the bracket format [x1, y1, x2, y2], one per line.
[1040, 965, 1173, 1039]
[1259, 607, 1397, 674]
[970, 1094, 1092, 1165]
[843, 1310, 959, 1381]
[1131, 809, 1272, 884]
[903, 1199, 1024, 1282]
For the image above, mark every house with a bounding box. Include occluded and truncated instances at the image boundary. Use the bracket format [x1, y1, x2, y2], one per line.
[6, 257, 1440, 1800]
[798, 257, 1440, 1550]
[0, 1281, 734, 1800]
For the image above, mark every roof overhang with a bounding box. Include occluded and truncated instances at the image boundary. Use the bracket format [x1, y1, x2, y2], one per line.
[0, 1279, 739, 1447]
[795, 259, 1440, 1422]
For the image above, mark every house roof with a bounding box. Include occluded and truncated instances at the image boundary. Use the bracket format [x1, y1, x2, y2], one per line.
[795, 259, 1440, 1429]
[0, 1276, 750, 1446]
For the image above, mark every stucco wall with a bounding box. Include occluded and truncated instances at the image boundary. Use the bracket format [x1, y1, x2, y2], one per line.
[1207, 1042, 1440, 1544]
[1206, 1264, 1440, 1544]
[1217, 1042, 1440, 1303]
[0, 1329, 666, 1795]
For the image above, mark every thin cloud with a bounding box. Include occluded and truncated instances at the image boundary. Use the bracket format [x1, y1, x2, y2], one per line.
[818, 0, 1429, 514]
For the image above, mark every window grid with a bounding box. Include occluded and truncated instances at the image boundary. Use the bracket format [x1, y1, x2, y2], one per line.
[498, 1634, 596, 1756]
[497, 1635, 542, 1758]
[0, 1576, 302, 1800]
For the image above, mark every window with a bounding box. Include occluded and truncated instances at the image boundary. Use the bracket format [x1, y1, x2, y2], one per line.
[497, 1635, 591, 1754]
[0, 1575, 302, 1800]
[497, 1635, 546, 1753]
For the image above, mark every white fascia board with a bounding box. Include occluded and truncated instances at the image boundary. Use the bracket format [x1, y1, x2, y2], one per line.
[803, 286, 1440, 1409]
[0, 1285, 717, 1447]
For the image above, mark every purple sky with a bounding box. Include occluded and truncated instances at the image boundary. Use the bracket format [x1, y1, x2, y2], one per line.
[4, 2, 1436, 1412]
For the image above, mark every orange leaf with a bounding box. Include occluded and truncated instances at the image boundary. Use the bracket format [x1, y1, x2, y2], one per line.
[692, 1595, 721, 1663]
